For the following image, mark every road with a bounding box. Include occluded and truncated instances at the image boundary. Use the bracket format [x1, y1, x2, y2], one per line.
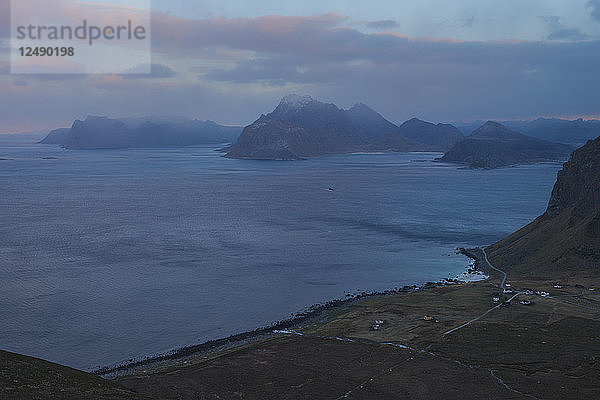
[481, 247, 507, 289]
[443, 247, 516, 336]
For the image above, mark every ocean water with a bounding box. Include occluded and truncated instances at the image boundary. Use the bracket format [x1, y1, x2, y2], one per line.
[0, 138, 563, 370]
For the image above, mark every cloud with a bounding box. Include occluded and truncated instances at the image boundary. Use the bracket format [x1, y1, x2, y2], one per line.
[588, 0, 600, 22]
[151, 13, 347, 54]
[363, 20, 399, 30]
[542, 16, 588, 41]
[121, 63, 177, 79]
[2, 11, 600, 132]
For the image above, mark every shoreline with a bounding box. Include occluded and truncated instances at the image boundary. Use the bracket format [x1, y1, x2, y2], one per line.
[95, 247, 485, 378]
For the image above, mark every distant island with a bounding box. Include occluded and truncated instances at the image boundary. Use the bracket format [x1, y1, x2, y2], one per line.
[439, 121, 574, 169]
[224, 94, 464, 160]
[39, 116, 242, 149]
[36, 95, 593, 170]
[224, 95, 577, 167]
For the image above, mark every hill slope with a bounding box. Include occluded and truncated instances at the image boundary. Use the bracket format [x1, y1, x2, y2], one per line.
[487, 135, 600, 277]
[439, 121, 574, 168]
[0, 350, 152, 399]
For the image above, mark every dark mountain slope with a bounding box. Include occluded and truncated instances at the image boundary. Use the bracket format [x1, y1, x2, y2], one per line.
[487, 136, 600, 277]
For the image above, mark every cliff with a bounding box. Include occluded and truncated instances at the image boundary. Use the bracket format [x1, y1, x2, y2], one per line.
[487, 136, 600, 277]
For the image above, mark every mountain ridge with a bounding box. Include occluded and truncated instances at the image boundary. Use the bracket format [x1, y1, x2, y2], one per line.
[225, 95, 463, 160]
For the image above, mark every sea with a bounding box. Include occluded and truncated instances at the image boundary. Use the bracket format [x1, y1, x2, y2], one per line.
[0, 135, 563, 370]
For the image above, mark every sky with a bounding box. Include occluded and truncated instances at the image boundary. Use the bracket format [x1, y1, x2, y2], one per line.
[1, 0, 600, 133]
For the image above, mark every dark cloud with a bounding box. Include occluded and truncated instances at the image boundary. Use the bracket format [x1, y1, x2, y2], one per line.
[2, 12, 600, 132]
[542, 16, 588, 41]
[588, 0, 600, 22]
[364, 20, 399, 30]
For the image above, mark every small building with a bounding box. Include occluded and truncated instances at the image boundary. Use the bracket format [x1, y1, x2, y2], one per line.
[520, 299, 533, 306]
[423, 315, 433, 321]
[492, 297, 500, 302]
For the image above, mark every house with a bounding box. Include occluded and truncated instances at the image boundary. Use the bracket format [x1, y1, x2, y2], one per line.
[492, 297, 500, 302]
[520, 300, 533, 305]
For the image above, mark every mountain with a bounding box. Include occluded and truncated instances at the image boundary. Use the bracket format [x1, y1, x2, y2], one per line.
[225, 95, 368, 160]
[344, 103, 404, 141]
[504, 118, 600, 146]
[344, 105, 422, 152]
[487, 135, 600, 277]
[38, 128, 70, 144]
[439, 121, 574, 169]
[395, 118, 463, 151]
[453, 118, 600, 146]
[225, 95, 463, 160]
[49, 116, 242, 149]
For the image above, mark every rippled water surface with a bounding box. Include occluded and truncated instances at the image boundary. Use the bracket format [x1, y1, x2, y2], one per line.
[0, 137, 562, 370]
